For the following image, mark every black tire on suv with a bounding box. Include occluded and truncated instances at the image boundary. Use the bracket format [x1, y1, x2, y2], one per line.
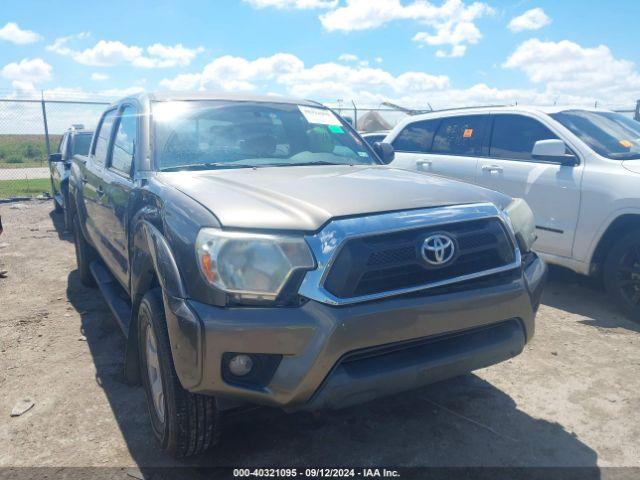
[603, 229, 640, 322]
[138, 289, 221, 458]
[72, 213, 97, 287]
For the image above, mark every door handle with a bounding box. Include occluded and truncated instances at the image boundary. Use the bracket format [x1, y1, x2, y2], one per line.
[81, 177, 88, 184]
[416, 160, 433, 170]
[96, 186, 105, 197]
[481, 165, 503, 173]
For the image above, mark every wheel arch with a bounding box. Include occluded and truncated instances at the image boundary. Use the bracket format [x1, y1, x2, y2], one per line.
[125, 219, 203, 389]
[590, 213, 640, 275]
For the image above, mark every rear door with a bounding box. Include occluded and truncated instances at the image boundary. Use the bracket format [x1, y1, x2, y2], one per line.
[100, 105, 138, 289]
[476, 113, 583, 257]
[81, 109, 117, 250]
[390, 115, 489, 184]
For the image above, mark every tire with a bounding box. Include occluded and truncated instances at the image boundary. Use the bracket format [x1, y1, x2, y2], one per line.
[72, 213, 97, 287]
[603, 229, 640, 323]
[138, 289, 221, 458]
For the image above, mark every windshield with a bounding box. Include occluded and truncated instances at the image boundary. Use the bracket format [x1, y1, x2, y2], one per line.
[551, 110, 640, 160]
[72, 133, 92, 156]
[153, 100, 377, 171]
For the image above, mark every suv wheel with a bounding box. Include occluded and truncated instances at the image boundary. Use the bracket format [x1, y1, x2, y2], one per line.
[72, 213, 97, 287]
[138, 289, 221, 458]
[603, 229, 640, 322]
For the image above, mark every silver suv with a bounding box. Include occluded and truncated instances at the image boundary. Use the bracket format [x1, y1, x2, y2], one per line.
[388, 106, 640, 321]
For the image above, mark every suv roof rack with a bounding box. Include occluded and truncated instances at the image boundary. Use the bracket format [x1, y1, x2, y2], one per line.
[431, 104, 514, 113]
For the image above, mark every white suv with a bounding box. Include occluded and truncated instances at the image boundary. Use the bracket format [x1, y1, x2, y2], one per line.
[387, 106, 640, 321]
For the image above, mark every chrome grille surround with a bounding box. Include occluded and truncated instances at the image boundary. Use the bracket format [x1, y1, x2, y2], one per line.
[298, 202, 521, 306]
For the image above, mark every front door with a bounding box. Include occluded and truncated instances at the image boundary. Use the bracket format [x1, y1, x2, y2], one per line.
[475, 113, 583, 258]
[101, 105, 138, 289]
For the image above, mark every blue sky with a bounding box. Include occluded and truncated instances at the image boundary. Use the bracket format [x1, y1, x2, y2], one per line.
[1, 0, 639, 109]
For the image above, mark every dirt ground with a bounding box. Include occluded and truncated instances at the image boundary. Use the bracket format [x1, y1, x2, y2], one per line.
[0, 200, 639, 469]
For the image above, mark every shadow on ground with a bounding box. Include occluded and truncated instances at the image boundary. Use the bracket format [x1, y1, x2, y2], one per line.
[542, 265, 640, 333]
[49, 208, 73, 243]
[65, 266, 600, 471]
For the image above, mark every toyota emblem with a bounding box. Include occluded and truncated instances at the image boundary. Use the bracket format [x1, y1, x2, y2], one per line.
[421, 233, 456, 266]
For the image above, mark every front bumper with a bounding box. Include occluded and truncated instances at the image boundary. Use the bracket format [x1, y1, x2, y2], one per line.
[164, 253, 546, 411]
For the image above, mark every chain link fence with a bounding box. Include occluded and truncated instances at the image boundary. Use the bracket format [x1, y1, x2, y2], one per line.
[0, 95, 109, 200]
[0, 92, 638, 200]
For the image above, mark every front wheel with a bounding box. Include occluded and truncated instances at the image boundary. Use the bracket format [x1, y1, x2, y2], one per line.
[603, 229, 640, 322]
[138, 289, 221, 458]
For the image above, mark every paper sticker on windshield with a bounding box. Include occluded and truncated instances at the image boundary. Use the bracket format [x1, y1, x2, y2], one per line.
[357, 151, 369, 157]
[620, 139, 633, 148]
[328, 125, 345, 134]
[299, 105, 341, 126]
[463, 128, 474, 138]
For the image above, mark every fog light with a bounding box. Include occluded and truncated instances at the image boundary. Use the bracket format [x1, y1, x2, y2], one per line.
[228, 354, 253, 376]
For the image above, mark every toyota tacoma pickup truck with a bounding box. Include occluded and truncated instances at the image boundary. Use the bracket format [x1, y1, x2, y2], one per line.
[49, 124, 93, 230]
[68, 92, 546, 458]
[388, 106, 640, 321]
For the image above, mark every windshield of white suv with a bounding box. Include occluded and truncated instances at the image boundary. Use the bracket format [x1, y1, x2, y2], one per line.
[551, 110, 640, 160]
[153, 100, 377, 171]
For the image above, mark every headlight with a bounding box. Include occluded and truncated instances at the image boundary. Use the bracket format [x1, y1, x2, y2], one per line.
[195, 228, 315, 303]
[504, 198, 537, 252]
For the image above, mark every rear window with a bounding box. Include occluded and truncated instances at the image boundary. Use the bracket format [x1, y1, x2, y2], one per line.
[392, 119, 440, 153]
[431, 115, 487, 156]
[72, 134, 92, 156]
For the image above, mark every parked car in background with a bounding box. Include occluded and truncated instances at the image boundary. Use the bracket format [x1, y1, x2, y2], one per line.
[68, 92, 545, 458]
[387, 106, 640, 321]
[361, 131, 389, 146]
[49, 125, 93, 229]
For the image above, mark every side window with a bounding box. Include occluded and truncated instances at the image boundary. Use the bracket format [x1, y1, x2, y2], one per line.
[490, 114, 559, 161]
[93, 110, 117, 165]
[431, 115, 488, 156]
[392, 119, 440, 153]
[110, 106, 138, 176]
[58, 134, 68, 156]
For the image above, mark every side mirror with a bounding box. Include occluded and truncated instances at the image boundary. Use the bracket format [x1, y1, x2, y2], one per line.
[373, 141, 395, 164]
[532, 139, 578, 165]
[49, 153, 63, 163]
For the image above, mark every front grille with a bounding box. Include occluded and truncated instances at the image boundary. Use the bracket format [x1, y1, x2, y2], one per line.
[323, 218, 516, 299]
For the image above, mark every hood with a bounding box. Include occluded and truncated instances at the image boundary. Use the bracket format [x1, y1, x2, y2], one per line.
[158, 165, 511, 231]
[622, 159, 640, 175]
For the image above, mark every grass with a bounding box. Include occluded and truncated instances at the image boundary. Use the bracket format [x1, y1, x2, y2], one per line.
[0, 178, 51, 199]
[0, 134, 61, 169]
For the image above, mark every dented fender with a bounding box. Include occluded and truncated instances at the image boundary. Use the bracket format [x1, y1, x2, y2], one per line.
[129, 219, 203, 389]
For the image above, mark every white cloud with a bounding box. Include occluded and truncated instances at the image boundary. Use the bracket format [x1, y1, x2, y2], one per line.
[244, 0, 337, 8]
[338, 53, 359, 62]
[157, 46, 640, 110]
[508, 8, 551, 33]
[91, 72, 109, 81]
[1, 58, 52, 91]
[47, 36, 204, 68]
[320, 0, 493, 57]
[0, 22, 41, 44]
[504, 39, 640, 104]
[160, 52, 450, 103]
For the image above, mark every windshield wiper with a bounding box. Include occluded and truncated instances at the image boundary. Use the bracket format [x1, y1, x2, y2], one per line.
[262, 161, 350, 167]
[160, 162, 255, 172]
